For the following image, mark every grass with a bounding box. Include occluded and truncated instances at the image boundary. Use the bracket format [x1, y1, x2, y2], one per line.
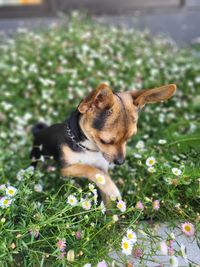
[0, 12, 200, 266]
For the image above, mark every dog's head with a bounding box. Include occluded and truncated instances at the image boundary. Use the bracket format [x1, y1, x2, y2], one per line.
[78, 83, 176, 164]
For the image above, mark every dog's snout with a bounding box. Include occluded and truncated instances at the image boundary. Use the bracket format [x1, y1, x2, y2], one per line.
[114, 155, 125, 165]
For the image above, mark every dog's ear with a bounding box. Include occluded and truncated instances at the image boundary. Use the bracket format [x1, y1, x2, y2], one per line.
[78, 83, 114, 113]
[130, 84, 176, 109]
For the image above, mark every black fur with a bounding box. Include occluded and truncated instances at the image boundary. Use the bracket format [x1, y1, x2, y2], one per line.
[32, 122, 48, 136]
[30, 110, 86, 167]
[92, 109, 111, 130]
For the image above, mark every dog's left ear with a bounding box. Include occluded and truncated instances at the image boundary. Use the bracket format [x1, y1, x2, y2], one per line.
[130, 84, 176, 109]
[78, 83, 114, 113]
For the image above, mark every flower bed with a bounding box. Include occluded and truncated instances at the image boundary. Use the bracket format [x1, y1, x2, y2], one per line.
[0, 12, 199, 266]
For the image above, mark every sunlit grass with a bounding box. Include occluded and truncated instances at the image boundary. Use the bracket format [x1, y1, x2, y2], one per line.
[0, 12, 199, 266]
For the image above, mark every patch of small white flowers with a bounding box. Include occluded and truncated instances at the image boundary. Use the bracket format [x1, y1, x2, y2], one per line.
[121, 229, 137, 255]
[146, 156, 156, 173]
[66, 183, 107, 212]
[158, 229, 193, 267]
[0, 185, 17, 209]
[158, 139, 167, 145]
[136, 140, 145, 150]
[16, 166, 34, 181]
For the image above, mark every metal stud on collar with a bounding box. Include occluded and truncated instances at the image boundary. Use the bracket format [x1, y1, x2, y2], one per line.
[65, 124, 98, 153]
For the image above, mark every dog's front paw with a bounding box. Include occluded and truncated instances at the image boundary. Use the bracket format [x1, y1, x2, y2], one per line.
[103, 179, 121, 203]
[108, 184, 121, 200]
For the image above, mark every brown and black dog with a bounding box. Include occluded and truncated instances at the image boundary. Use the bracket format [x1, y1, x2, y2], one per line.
[30, 83, 176, 204]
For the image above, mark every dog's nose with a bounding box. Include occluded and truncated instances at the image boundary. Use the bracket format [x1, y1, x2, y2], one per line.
[114, 156, 125, 165]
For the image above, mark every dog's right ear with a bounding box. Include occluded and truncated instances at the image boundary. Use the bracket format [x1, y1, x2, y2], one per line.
[78, 83, 114, 114]
[130, 84, 176, 109]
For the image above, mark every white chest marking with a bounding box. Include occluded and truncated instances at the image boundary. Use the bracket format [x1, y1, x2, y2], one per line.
[67, 150, 109, 172]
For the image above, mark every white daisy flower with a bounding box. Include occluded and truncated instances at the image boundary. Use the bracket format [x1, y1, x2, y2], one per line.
[148, 166, 156, 173]
[100, 201, 106, 214]
[126, 229, 137, 244]
[169, 256, 179, 267]
[146, 157, 156, 167]
[0, 197, 12, 208]
[26, 166, 34, 175]
[158, 139, 167, 144]
[67, 195, 78, 207]
[83, 264, 91, 267]
[6, 186, 17, 197]
[160, 241, 168, 255]
[172, 168, 182, 176]
[16, 169, 25, 181]
[113, 215, 119, 222]
[133, 153, 142, 159]
[110, 195, 117, 201]
[117, 200, 126, 212]
[121, 237, 133, 255]
[95, 173, 106, 185]
[34, 184, 43, 192]
[136, 140, 145, 149]
[81, 199, 92, 210]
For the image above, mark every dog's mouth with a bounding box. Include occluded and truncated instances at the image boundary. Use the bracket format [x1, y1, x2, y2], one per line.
[102, 152, 113, 163]
[86, 136, 113, 163]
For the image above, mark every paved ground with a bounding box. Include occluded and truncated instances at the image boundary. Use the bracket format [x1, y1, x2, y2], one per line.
[111, 223, 200, 266]
[1, 7, 200, 43]
[0, 16, 58, 37]
[97, 8, 200, 44]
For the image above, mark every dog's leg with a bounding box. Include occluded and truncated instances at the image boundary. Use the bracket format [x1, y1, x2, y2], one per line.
[30, 146, 41, 168]
[61, 163, 121, 205]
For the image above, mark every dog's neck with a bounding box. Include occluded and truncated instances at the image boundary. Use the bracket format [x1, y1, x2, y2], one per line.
[66, 110, 86, 142]
[65, 110, 99, 152]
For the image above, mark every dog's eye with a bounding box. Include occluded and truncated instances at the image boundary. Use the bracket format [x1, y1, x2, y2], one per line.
[100, 138, 114, 145]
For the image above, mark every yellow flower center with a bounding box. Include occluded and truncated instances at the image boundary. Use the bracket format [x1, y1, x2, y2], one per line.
[123, 242, 129, 249]
[8, 189, 14, 195]
[97, 175, 105, 184]
[185, 225, 191, 232]
[70, 199, 74, 203]
[3, 199, 9, 205]
[149, 160, 154, 164]
[118, 204, 122, 209]
[128, 234, 133, 239]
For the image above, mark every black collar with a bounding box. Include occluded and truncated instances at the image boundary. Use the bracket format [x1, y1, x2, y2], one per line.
[65, 110, 86, 142]
[65, 110, 99, 152]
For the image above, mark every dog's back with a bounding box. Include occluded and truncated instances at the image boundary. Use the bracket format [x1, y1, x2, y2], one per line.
[30, 122, 65, 167]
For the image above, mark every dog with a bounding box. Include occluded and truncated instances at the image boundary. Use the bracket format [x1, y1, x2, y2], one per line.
[30, 83, 176, 204]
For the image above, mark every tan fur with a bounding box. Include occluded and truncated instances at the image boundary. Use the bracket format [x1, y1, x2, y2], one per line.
[60, 83, 176, 205]
[61, 163, 121, 205]
[79, 92, 138, 163]
[61, 144, 109, 172]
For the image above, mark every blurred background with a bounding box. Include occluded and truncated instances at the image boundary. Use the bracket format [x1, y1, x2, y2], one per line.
[1, 0, 200, 43]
